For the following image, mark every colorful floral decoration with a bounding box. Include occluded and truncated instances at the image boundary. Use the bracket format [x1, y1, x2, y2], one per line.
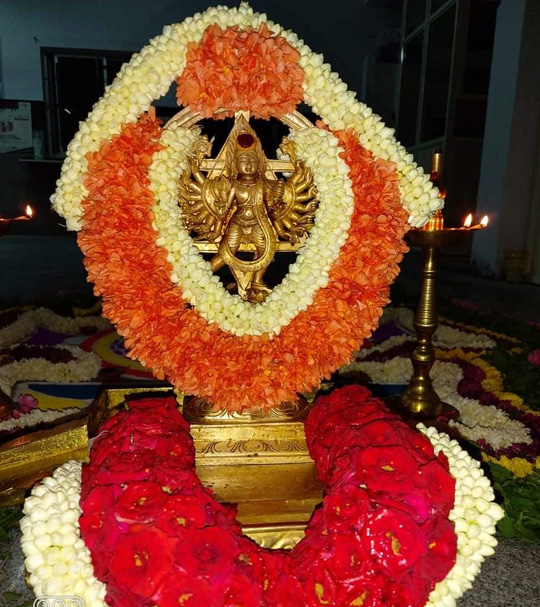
[0, 403, 85, 436]
[0, 306, 109, 349]
[342, 336, 534, 452]
[0, 344, 101, 399]
[77, 106, 407, 410]
[342, 325, 540, 471]
[49, 2, 445, 411]
[20, 387, 503, 606]
[527, 348, 540, 365]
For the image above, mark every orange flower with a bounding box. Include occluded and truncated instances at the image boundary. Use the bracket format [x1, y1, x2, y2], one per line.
[79, 117, 408, 412]
[176, 24, 304, 119]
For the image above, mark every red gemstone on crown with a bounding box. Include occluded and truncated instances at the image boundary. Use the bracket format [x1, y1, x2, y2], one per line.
[237, 133, 255, 149]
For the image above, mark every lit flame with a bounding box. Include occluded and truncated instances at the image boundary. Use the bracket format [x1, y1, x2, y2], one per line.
[463, 213, 473, 228]
[480, 215, 489, 227]
[25, 205, 34, 218]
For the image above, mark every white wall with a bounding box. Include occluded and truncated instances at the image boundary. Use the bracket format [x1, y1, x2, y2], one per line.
[472, 0, 540, 278]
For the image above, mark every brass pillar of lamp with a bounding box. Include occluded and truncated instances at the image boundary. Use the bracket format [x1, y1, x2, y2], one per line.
[392, 148, 489, 420]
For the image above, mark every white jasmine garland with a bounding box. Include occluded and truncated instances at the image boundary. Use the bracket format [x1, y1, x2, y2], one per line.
[419, 424, 504, 607]
[150, 124, 354, 337]
[0, 345, 102, 396]
[22, 429, 502, 605]
[51, 4, 267, 231]
[268, 22, 442, 226]
[386, 307, 496, 350]
[51, 3, 439, 233]
[20, 461, 107, 604]
[0, 407, 83, 434]
[354, 329, 496, 361]
[341, 357, 532, 450]
[0, 307, 110, 349]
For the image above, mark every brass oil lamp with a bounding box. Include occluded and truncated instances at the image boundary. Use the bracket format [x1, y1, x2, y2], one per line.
[394, 148, 489, 419]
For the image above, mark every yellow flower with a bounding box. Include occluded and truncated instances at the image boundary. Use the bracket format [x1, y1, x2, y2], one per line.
[482, 454, 537, 478]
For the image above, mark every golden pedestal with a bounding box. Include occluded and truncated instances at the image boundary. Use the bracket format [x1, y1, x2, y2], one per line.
[0, 388, 323, 549]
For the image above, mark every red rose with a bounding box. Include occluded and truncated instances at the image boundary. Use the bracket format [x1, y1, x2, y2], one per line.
[150, 567, 213, 607]
[153, 464, 198, 493]
[397, 428, 437, 464]
[223, 574, 265, 607]
[334, 574, 385, 607]
[83, 418, 127, 474]
[322, 484, 369, 530]
[361, 508, 428, 576]
[175, 526, 240, 576]
[335, 419, 402, 450]
[421, 456, 455, 517]
[156, 494, 211, 535]
[420, 516, 457, 583]
[114, 481, 166, 524]
[383, 576, 427, 607]
[151, 439, 196, 473]
[324, 532, 371, 583]
[109, 529, 174, 597]
[127, 396, 186, 422]
[90, 450, 157, 486]
[234, 548, 268, 585]
[301, 567, 337, 607]
[123, 411, 182, 437]
[265, 573, 307, 607]
[127, 395, 186, 421]
[79, 485, 125, 578]
[373, 490, 433, 524]
[354, 445, 420, 494]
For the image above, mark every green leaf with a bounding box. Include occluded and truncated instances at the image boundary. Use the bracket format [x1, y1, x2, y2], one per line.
[497, 516, 516, 538]
[514, 520, 540, 543]
[3, 592, 21, 600]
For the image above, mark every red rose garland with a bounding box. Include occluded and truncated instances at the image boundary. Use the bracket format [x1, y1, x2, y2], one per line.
[78, 114, 408, 411]
[80, 385, 457, 607]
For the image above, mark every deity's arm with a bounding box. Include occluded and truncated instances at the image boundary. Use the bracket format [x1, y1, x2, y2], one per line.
[188, 135, 213, 185]
[270, 156, 319, 244]
[180, 173, 232, 242]
[264, 179, 285, 210]
[189, 156, 206, 185]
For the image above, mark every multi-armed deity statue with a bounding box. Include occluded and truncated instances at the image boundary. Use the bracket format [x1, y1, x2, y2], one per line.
[177, 115, 318, 302]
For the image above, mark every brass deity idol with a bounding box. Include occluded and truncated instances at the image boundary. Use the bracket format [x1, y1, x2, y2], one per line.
[178, 114, 318, 302]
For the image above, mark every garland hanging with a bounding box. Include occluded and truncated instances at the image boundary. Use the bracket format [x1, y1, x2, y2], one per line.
[21, 386, 503, 606]
[50, 3, 442, 410]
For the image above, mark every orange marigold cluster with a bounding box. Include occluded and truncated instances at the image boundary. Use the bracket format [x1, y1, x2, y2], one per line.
[176, 24, 304, 119]
[79, 115, 408, 411]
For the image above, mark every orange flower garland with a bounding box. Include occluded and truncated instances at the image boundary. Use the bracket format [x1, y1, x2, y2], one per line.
[176, 24, 304, 119]
[79, 114, 408, 411]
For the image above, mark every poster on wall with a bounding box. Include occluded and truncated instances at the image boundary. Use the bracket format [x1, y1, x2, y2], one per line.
[0, 100, 32, 152]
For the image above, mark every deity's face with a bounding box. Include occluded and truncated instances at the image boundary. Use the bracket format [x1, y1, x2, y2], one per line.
[236, 150, 259, 177]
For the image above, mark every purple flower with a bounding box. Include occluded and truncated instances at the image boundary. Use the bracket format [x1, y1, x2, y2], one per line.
[17, 393, 39, 414]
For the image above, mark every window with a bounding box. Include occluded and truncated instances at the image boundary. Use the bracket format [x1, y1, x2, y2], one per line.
[396, 1, 456, 147]
[42, 48, 133, 157]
